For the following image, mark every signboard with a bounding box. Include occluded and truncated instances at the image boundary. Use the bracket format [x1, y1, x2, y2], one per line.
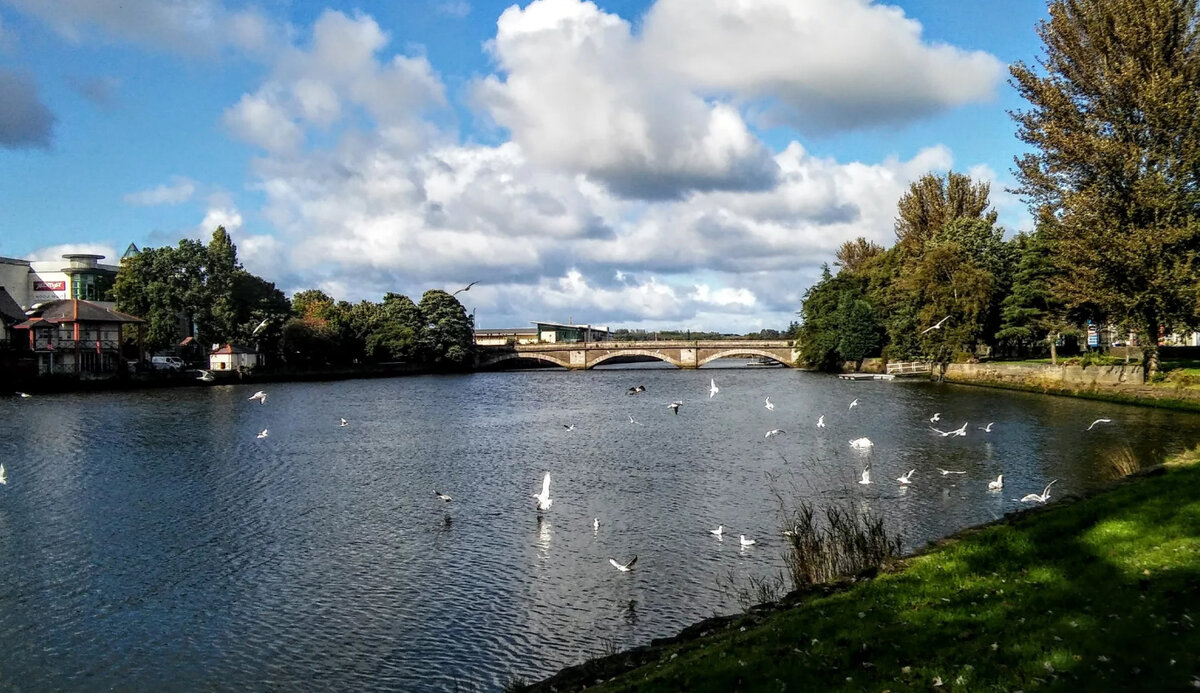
[32, 277, 68, 301]
[34, 280, 65, 292]
[1087, 322, 1100, 348]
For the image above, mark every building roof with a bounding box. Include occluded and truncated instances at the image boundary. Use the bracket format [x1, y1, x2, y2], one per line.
[0, 288, 24, 324]
[531, 321, 611, 332]
[475, 328, 538, 335]
[15, 299, 143, 325]
[211, 343, 259, 355]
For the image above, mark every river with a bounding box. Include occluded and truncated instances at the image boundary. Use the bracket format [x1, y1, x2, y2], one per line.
[0, 364, 1196, 690]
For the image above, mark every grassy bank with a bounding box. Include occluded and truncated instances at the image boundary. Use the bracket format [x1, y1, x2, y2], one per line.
[938, 375, 1200, 414]
[525, 452, 1200, 692]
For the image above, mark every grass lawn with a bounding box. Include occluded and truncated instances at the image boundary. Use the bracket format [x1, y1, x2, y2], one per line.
[543, 454, 1200, 692]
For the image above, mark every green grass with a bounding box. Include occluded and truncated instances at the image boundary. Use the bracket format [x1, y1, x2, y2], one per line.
[545, 453, 1200, 692]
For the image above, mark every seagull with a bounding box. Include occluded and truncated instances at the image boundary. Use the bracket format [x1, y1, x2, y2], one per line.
[921, 315, 951, 335]
[1018, 479, 1057, 503]
[849, 437, 873, 449]
[764, 397, 775, 411]
[251, 317, 270, 336]
[848, 398, 859, 411]
[897, 469, 915, 485]
[593, 518, 599, 532]
[710, 525, 724, 537]
[988, 474, 1004, 491]
[859, 467, 872, 485]
[197, 370, 214, 382]
[1086, 418, 1112, 431]
[434, 490, 453, 502]
[709, 378, 719, 398]
[609, 556, 637, 572]
[256, 429, 269, 439]
[248, 390, 268, 404]
[739, 535, 756, 547]
[563, 424, 575, 431]
[930, 412, 941, 423]
[816, 415, 825, 428]
[978, 422, 995, 432]
[937, 468, 967, 476]
[628, 414, 644, 426]
[667, 401, 682, 414]
[16, 391, 32, 398]
[627, 385, 646, 395]
[950, 422, 968, 436]
[534, 472, 553, 511]
[0, 464, 6, 485]
[765, 429, 785, 438]
[451, 281, 479, 296]
[339, 418, 349, 427]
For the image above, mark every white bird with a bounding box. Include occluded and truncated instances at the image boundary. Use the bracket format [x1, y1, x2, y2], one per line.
[0, 463, 7, 485]
[534, 472, 553, 511]
[897, 469, 915, 485]
[563, 424, 575, 431]
[710, 525, 724, 537]
[951, 421, 968, 436]
[593, 518, 599, 531]
[988, 474, 1004, 491]
[930, 412, 941, 423]
[978, 422, 995, 432]
[848, 398, 859, 411]
[1018, 479, 1058, 503]
[765, 429, 785, 438]
[339, 417, 349, 427]
[434, 490, 453, 502]
[256, 429, 269, 439]
[16, 392, 31, 398]
[251, 317, 270, 336]
[609, 556, 637, 572]
[921, 315, 951, 335]
[628, 414, 644, 426]
[859, 467, 872, 485]
[709, 378, 719, 398]
[764, 397, 775, 411]
[1086, 418, 1112, 431]
[248, 390, 268, 404]
[937, 468, 967, 476]
[849, 437, 873, 449]
[197, 370, 214, 382]
[816, 414, 825, 428]
[627, 385, 646, 395]
[667, 401, 682, 415]
[452, 281, 479, 296]
[739, 535, 756, 547]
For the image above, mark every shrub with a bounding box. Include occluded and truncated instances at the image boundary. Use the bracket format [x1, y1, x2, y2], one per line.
[780, 502, 902, 588]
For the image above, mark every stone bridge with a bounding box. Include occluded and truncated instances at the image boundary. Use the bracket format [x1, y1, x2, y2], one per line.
[476, 340, 800, 370]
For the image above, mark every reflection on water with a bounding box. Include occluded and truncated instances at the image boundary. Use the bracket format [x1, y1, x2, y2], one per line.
[0, 366, 1198, 690]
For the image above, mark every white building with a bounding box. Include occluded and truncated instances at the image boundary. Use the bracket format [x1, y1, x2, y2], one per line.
[209, 343, 262, 371]
[0, 252, 123, 311]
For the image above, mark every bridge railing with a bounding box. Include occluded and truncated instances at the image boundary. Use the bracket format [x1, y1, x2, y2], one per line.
[886, 360, 932, 374]
[481, 339, 793, 351]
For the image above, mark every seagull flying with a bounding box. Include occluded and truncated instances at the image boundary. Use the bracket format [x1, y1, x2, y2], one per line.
[764, 396, 775, 411]
[628, 414, 644, 426]
[765, 429, 785, 438]
[339, 418, 349, 427]
[248, 390, 268, 404]
[739, 535, 756, 547]
[709, 378, 719, 398]
[609, 556, 637, 572]
[859, 467, 872, 485]
[978, 422, 995, 432]
[849, 437, 873, 449]
[535, 472, 553, 511]
[930, 412, 941, 423]
[0, 464, 6, 485]
[816, 415, 825, 428]
[710, 525, 724, 537]
[897, 469, 915, 485]
[1086, 418, 1112, 431]
[988, 474, 1004, 491]
[256, 429, 269, 439]
[1018, 479, 1058, 503]
[251, 317, 270, 336]
[563, 424, 575, 431]
[197, 370, 214, 382]
[451, 281, 479, 296]
[937, 468, 967, 476]
[434, 490, 453, 502]
[848, 398, 859, 411]
[627, 385, 646, 395]
[667, 401, 682, 414]
[920, 315, 952, 335]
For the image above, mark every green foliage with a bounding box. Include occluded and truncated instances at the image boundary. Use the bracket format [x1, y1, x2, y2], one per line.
[798, 265, 882, 370]
[894, 171, 998, 254]
[418, 289, 475, 367]
[835, 295, 881, 366]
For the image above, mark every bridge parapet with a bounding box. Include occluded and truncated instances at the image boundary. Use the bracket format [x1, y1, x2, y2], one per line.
[476, 340, 800, 370]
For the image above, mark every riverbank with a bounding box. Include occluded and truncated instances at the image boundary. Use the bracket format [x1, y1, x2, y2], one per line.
[940, 362, 1200, 413]
[520, 449, 1200, 692]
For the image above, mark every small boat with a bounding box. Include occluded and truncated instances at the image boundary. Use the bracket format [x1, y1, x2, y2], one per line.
[746, 358, 779, 367]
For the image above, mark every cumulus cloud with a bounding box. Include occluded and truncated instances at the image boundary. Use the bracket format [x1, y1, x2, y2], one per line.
[0, 68, 54, 148]
[28, 242, 119, 263]
[123, 176, 196, 206]
[67, 74, 121, 109]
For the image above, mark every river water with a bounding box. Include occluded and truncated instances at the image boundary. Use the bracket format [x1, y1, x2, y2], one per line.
[0, 364, 1196, 690]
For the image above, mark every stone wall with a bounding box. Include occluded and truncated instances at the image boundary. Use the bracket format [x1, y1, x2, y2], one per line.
[944, 362, 1144, 387]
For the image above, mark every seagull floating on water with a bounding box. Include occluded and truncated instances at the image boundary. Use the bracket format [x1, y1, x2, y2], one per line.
[859, 467, 872, 485]
[765, 429, 785, 438]
[920, 315, 951, 334]
[535, 472, 553, 511]
[897, 469, 915, 485]
[988, 474, 1004, 491]
[434, 490, 453, 502]
[16, 392, 31, 398]
[739, 535, 756, 547]
[593, 518, 599, 531]
[848, 398, 859, 411]
[339, 418, 349, 427]
[849, 437, 873, 449]
[764, 397, 775, 411]
[1018, 479, 1057, 503]
[710, 525, 724, 538]
[1086, 418, 1112, 431]
[0, 464, 7, 485]
[930, 412, 941, 423]
[816, 415, 825, 428]
[248, 390, 268, 404]
[609, 556, 637, 572]
[709, 378, 719, 398]
[256, 429, 269, 439]
[667, 401, 682, 415]
[937, 468, 967, 476]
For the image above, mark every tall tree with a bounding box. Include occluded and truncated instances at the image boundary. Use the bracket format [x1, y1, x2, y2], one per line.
[417, 290, 475, 367]
[894, 172, 998, 253]
[834, 237, 885, 273]
[1010, 0, 1200, 376]
[995, 230, 1071, 361]
[836, 294, 883, 371]
[206, 227, 242, 342]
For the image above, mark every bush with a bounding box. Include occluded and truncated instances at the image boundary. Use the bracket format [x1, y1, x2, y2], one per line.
[780, 502, 902, 588]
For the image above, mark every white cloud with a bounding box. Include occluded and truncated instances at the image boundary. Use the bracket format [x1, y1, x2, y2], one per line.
[28, 242, 119, 263]
[434, 1, 471, 19]
[123, 176, 196, 206]
[0, 68, 54, 148]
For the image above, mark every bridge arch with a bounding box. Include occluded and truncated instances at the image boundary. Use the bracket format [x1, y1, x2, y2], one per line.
[588, 349, 683, 369]
[479, 351, 571, 370]
[697, 348, 793, 368]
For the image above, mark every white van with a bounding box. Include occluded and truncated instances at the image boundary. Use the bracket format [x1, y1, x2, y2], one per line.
[151, 355, 186, 371]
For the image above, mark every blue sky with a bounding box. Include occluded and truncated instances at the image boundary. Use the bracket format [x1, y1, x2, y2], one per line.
[0, 0, 1050, 331]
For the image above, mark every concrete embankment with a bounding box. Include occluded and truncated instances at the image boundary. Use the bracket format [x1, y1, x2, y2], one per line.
[939, 362, 1200, 412]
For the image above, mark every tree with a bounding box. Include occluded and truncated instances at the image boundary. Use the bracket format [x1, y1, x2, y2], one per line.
[995, 231, 1070, 361]
[366, 293, 423, 362]
[113, 240, 209, 353]
[894, 172, 998, 254]
[834, 237, 884, 273]
[836, 294, 882, 370]
[417, 290, 475, 367]
[1010, 0, 1200, 376]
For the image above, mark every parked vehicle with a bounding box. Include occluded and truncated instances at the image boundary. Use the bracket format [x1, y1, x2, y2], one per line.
[150, 355, 185, 371]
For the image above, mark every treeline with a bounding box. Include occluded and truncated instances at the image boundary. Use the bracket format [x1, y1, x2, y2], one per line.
[611, 327, 797, 341]
[113, 228, 474, 369]
[805, 0, 1200, 377]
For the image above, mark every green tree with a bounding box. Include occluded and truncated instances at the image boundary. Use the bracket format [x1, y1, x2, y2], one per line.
[1010, 0, 1200, 376]
[113, 240, 209, 353]
[366, 293, 423, 362]
[417, 290, 475, 367]
[995, 230, 1070, 361]
[836, 294, 882, 370]
[834, 237, 885, 273]
[894, 172, 998, 254]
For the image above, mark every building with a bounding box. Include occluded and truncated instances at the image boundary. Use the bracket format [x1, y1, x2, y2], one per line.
[473, 328, 539, 346]
[0, 252, 120, 311]
[209, 343, 263, 371]
[11, 299, 144, 376]
[0, 288, 24, 346]
[531, 321, 612, 343]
